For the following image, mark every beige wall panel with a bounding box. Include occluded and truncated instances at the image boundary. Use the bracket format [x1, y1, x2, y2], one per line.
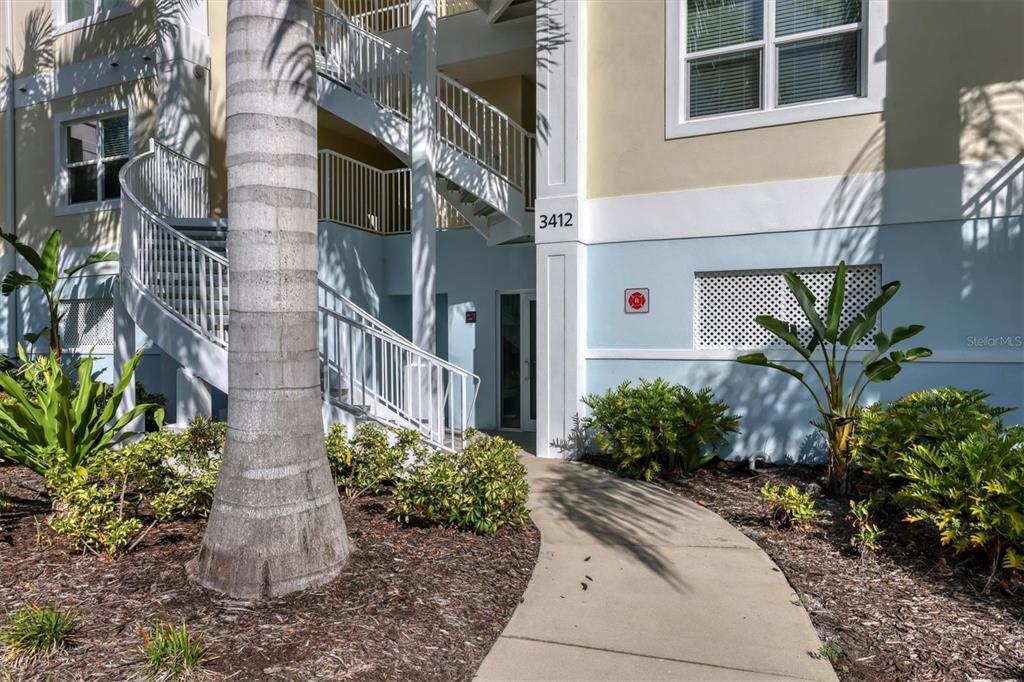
[13, 77, 158, 249]
[12, 0, 156, 78]
[208, 0, 226, 216]
[587, 0, 1024, 199]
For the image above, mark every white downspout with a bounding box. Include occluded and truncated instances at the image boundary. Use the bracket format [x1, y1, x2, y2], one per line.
[3, 2, 17, 356]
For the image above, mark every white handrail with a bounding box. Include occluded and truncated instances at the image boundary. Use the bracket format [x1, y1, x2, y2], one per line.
[120, 142, 230, 348]
[119, 141, 480, 452]
[318, 149, 469, 233]
[313, 8, 536, 196]
[320, 306, 479, 451]
[315, 8, 410, 118]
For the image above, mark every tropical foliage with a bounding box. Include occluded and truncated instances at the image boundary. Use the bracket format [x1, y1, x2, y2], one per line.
[853, 387, 1010, 483]
[736, 261, 931, 493]
[0, 229, 117, 357]
[582, 379, 740, 480]
[895, 426, 1024, 586]
[0, 352, 155, 477]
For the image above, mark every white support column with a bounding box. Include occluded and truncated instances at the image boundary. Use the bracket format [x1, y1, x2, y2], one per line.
[175, 367, 213, 426]
[535, 0, 587, 458]
[410, 0, 437, 353]
[112, 281, 144, 433]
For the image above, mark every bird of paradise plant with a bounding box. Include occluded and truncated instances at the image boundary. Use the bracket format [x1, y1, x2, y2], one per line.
[736, 261, 931, 493]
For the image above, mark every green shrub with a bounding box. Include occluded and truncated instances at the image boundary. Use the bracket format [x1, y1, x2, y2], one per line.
[0, 351, 155, 477]
[0, 605, 75, 661]
[144, 418, 225, 521]
[141, 622, 207, 680]
[895, 426, 1024, 583]
[392, 434, 529, 533]
[760, 482, 819, 529]
[847, 497, 885, 558]
[46, 465, 143, 556]
[325, 423, 417, 497]
[582, 379, 740, 481]
[854, 387, 1010, 483]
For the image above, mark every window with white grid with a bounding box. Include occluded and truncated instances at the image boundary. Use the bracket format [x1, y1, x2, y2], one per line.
[666, 0, 886, 137]
[60, 299, 115, 350]
[694, 265, 881, 350]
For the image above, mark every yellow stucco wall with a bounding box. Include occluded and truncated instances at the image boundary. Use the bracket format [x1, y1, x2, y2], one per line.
[587, 0, 1024, 199]
[10, 0, 156, 78]
[12, 77, 158, 249]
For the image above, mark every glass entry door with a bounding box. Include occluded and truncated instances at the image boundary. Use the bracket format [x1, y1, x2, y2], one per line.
[498, 291, 537, 431]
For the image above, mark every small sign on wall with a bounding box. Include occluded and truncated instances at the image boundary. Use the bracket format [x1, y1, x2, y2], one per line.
[465, 310, 477, 323]
[624, 288, 649, 314]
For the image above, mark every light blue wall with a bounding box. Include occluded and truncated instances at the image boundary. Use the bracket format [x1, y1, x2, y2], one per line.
[318, 223, 535, 430]
[586, 218, 1024, 461]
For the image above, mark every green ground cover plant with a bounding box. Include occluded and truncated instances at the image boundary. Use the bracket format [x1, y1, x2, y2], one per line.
[0, 605, 75, 662]
[141, 622, 207, 680]
[761, 481, 819, 529]
[325, 422, 420, 497]
[392, 433, 529, 533]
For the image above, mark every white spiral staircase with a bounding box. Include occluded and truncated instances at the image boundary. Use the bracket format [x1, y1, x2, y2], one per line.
[119, 141, 479, 452]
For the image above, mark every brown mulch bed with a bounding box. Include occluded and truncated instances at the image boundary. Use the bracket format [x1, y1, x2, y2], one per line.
[662, 460, 1024, 682]
[0, 464, 540, 681]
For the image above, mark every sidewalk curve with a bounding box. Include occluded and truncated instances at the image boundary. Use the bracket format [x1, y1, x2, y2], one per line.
[476, 456, 838, 681]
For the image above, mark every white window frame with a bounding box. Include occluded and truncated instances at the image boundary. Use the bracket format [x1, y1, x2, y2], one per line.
[54, 102, 133, 216]
[666, 0, 886, 138]
[52, 0, 133, 36]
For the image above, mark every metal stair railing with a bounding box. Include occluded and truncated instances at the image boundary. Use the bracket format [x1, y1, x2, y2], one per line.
[119, 141, 479, 451]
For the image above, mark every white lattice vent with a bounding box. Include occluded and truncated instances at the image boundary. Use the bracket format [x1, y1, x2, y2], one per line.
[60, 299, 115, 349]
[694, 265, 882, 350]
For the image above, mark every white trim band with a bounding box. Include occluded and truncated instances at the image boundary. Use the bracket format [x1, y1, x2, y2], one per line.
[586, 348, 1024, 364]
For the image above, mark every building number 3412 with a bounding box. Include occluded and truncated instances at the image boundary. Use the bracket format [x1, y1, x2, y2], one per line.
[538, 212, 574, 229]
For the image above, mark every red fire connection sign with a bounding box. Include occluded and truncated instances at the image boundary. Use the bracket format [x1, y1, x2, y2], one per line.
[624, 288, 649, 314]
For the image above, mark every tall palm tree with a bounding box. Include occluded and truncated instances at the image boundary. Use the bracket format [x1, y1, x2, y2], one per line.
[190, 0, 350, 599]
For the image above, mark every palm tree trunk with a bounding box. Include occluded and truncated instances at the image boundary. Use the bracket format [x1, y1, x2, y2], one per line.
[190, 0, 350, 599]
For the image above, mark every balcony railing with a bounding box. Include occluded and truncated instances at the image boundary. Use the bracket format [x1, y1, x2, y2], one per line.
[334, 0, 478, 34]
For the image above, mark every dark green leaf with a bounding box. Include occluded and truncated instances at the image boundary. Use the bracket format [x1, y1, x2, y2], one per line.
[63, 250, 119, 277]
[753, 315, 811, 359]
[825, 260, 846, 342]
[1, 271, 35, 296]
[736, 352, 805, 381]
[783, 272, 828, 341]
[890, 324, 924, 345]
[38, 230, 62, 292]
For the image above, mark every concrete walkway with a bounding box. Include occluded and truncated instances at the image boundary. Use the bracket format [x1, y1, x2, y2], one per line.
[475, 456, 838, 681]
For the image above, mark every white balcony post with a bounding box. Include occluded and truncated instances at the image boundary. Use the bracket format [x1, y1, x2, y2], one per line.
[410, 0, 437, 353]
